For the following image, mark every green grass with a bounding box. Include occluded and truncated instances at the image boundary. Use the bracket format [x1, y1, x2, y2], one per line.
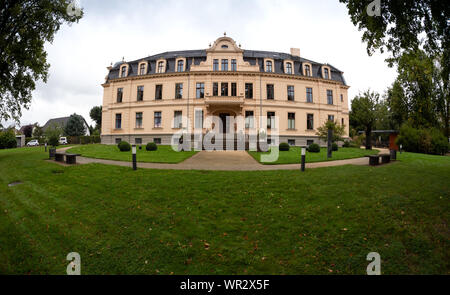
[0, 147, 449, 274]
[67, 144, 197, 164]
[248, 147, 380, 165]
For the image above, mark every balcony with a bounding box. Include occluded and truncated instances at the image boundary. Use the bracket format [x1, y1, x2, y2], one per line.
[205, 95, 244, 106]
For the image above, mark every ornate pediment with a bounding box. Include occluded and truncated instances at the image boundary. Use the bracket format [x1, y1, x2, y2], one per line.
[207, 35, 243, 53]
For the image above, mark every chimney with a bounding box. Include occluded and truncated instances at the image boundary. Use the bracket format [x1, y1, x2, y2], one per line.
[290, 48, 300, 57]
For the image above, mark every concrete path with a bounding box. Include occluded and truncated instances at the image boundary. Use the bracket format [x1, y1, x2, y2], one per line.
[54, 146, 373, 171]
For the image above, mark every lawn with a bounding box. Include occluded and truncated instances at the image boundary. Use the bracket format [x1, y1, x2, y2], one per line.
[67, 144, 197, 164]
[0, 147, 449, 274]
[248, 147, 380, 164]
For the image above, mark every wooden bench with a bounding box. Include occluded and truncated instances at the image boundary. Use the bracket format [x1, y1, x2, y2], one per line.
[54, 152, 81, 164]
[366, 154, 391, 166]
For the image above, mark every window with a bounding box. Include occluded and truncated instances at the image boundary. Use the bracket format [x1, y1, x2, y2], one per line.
[328, 115, 335, 122]
[245, 83, 253, 99]
[307, 139, 314, 146]
[306, 87, 313, 103]
[115, 114, 122, 129]
[267, 84, 274, 100]
[196, 83, 205, 98]
[213, 82, 219, 96]
[154, 138, 161, 144]
[154, 111, 162, 128]
[137, 86, 144, 101]
[177, 60, 184, 72]
[307, 114, 314, 130]
[221, 59, 228, 71]
[120, 66, 127, 78]
[286, 62, 292, 74]
[231, 83, 237, 96]
[117, 88, 123, 103]
[324, 68, 329, 79]
[213, 59, 219, 71]
[287, 85, 294, 101]
[288, 113, 295, 129]
[174, 111, 182, 128]
[266, 60, 273, 72]
[139, 63, 146, 75]
[245, 111, 254, 129]
[221, 82, 228, 96]
[135, 112, 143, 128]
[135, 138, 142, 144]
[267, 112, 275, 129]
[341, 94, 344, 102]
[327, 90, 333, 105]
[175, 83, 183, 99]
[155, 85, 163, 100]
[231, 59, 237, 71]
[304, 64, 311, 76]
[157, 61, 164, 73]
[195, 109, 203, 129]
[115, 138, 122, 144]
[342, 118, 345, 125]
[288, 139, 295, 146]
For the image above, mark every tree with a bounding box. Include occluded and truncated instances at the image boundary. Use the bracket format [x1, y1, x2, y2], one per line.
[350, 90, 380, 149]
[45, 124, 62, 147]
[32, 124, 44, 141]
[0, 1, 83, 123]
[22, 124, 33, 137]
[316, 120, 346, 143]
[0, 129, 17, 149]
[89, 106, 102, 131]
[339, 1, 449, 72]
[64, 113, 86, 136]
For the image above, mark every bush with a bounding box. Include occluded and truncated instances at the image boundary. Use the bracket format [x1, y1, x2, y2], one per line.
[308, 143, 320, 153]
[146, 142, 158, 151]
[91, 135, 101, 143]
[332, 142, 338, 151]
[80, 136, 92, 145]
[279, 142, 290, 151]
[396, 123, 449, 155]
[430, 128, 449, 155]
[343, 140, 351, 148]
[118, 141, 131, 152]
[0, 130, 17, 149]
[48, 135, 59, 147]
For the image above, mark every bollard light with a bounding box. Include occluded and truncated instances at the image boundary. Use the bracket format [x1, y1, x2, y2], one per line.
[45, 142, 47, 152]
[132, 144, 137, 170]
[301, 147, 306, 172]
[400, 144, 402, 154]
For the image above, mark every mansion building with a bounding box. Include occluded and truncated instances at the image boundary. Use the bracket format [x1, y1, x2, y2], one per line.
[101, 35, 349, 147]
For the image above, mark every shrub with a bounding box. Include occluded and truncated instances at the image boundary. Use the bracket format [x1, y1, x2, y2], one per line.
[0, 130, 17, 149]
[118, 141, 131, 152]
[91, 135, 101, 143]
[396, 123, 449, 155]
[308, 143, 320, 153]
[430, 128, 449, 155]
[332, 142, 338, 151]
[146, 142, 158, 151]
[279, 142, 290, 151]
[80, 136, 91, 145]
[343, 140, 351, 148]
[48, 134, 59, 147]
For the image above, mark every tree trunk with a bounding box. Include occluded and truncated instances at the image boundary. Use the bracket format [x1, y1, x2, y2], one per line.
[365, 127, 372, 150]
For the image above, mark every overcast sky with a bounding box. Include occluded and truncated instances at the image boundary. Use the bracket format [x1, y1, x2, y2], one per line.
[9, 0, 397, 127]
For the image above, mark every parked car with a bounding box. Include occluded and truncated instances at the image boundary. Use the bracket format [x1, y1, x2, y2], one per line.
[27, 139, 39, 147]
[59, 137, 68, 145]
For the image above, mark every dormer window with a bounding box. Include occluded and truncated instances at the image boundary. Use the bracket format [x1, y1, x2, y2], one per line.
[157, 61, 164, 73]
[176, 59, 185, 72]
[303, 64, 311, 76]
[138, 62, 147, 75]
[286, 62, 292, 74]
[120, 65, 127, 78]
[324, 68, 329, 79]
[266, 61, 273, 72]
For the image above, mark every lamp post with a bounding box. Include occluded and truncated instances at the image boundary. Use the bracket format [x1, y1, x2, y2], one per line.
[45, 142, 47, 152]
[132, 144, 137, 170]
[301, 146, 306, 172]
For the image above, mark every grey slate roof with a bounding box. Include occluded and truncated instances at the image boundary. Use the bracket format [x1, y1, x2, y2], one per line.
[107, 49, 347, 85]
[43, 116, 90, 133]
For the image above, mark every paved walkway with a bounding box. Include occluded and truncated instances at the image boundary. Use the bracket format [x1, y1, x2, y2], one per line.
[54, 146, 375, 171]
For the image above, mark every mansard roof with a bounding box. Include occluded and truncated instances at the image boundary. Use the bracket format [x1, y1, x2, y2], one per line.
[107, 48, 347, 86]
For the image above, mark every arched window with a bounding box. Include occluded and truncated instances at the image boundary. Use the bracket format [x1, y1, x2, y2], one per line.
[304, 64, 311, 76]
[266, 60, 272, 72]
[324, 68, 330, 79]
[286, 62, 292, 74]
[177, 60, 184, 72]
[157, 61, 164, 73]
[139, 63, 146, 75]
[120, 66, 127, 78]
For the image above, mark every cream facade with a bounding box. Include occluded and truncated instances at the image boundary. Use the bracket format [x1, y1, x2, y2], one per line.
[101, 35, 350, 147]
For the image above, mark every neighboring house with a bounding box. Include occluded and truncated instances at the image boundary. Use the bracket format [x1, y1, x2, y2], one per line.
[43, 116, 90, 136]
[101, 35, 350, 147]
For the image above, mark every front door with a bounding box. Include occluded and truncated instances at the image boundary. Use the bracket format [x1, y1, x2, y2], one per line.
[219, 113, 230, 133]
